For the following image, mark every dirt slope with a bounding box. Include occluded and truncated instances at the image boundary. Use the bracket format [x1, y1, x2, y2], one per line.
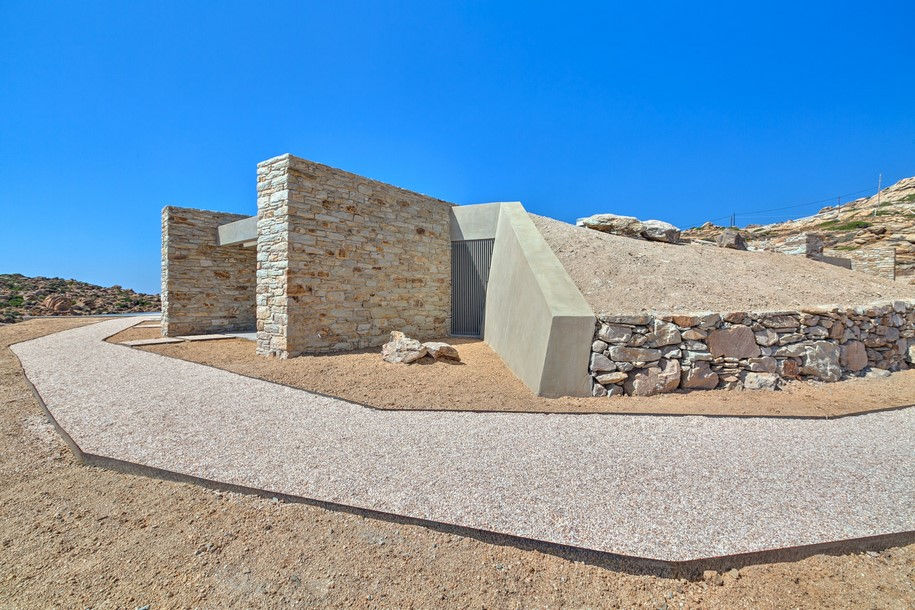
[531, 214, 915, 316]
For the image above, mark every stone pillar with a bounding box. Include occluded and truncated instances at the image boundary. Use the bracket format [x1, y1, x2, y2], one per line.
[255, 155, 297, 356]
[255, 153, 452, 357]
[161, 206, 256, 336]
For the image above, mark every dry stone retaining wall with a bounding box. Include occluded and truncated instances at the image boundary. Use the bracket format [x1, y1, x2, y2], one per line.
[256, 154, 452, 357]
[589, 301, 915, 396]
[161, 207, 256, 336]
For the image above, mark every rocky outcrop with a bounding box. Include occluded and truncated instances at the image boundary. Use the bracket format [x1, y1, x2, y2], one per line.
[683, 175, 915, 283]
[41, 295, 72, 313]
[0, 273, 159, 324]
[589, 300, 915, 396]
[577, 214, 680, 243]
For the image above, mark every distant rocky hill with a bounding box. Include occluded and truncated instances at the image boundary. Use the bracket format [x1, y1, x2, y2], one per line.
[0, 274, 159, 323]
[682, 176, 915, 282]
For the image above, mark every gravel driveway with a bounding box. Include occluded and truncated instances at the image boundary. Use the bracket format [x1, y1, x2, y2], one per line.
[11, 317, 915, 562]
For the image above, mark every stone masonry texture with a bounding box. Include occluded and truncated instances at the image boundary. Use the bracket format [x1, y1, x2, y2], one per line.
[161, 206, 256, 336]
[589, 300, 915, 397]
[846, 247, 897, 281]
[255, 154, 452, 357]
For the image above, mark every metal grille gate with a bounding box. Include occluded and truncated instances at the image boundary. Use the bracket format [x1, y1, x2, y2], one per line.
[450, 238, 494, 337]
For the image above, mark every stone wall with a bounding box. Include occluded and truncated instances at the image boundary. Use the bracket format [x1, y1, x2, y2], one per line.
[588, 301, 915, 396]
[255, 154, 452, 357]
[772, 233, 823, 257]
[845, 247, 897, 281]
[161, 206, 256, 336]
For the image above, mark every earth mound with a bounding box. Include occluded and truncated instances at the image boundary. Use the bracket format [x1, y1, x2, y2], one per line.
[531, 214, 915, 316]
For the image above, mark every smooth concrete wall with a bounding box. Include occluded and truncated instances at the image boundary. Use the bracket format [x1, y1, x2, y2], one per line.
[450, 203, 502, 240]
[483, 202, 596, 397]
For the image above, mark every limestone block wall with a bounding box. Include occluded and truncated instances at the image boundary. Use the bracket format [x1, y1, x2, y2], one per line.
[256, 154, 452, 357]
[588, 300, 915, 396]
[845, 247, 897, 281]
[161, 206, 256, 336]
[773, 233, 823, 257]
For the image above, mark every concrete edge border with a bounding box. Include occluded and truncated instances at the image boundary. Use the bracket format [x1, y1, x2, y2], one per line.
[101, 319, 915, 420]
[12, 344, 915, 573]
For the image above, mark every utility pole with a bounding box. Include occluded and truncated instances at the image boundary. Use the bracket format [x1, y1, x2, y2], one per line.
[874, 173, 882, 216]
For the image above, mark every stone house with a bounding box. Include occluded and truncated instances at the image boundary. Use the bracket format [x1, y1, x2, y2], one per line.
[162, 153, 914, 399]
[161, 153, 595, 397]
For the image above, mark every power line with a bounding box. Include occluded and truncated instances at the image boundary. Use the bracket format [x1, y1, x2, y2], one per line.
[687, 185, 877, 228]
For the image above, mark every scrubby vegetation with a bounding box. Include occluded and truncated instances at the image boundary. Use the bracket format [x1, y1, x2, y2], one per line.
[816, 219, 872, 231]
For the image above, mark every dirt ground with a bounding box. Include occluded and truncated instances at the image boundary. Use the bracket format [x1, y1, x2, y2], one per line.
[531, 214, 915, 316]
[109, 324, 915, 418]
[3, 318, 914, 608]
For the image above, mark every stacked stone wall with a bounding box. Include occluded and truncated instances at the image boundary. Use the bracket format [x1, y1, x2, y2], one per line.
[845, 247, 897, 281]
[161, 207, 256, 336]
[256, 154, 451, 357]
[589, 300, 915, 396]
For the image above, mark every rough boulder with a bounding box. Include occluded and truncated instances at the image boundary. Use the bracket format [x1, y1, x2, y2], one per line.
[716, 228, 747, 250]
[381, 331, 427, 364]
[422, 341, 461, 361]
[576, 213, 680, 243]
[41, 295, 72, 312]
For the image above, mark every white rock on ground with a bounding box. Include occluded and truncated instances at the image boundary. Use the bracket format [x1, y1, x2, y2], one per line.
[576, 213, 681, 243]
[381, 331, 427, 364]
[422, 341, 460, 361]
[641, 219, 681, 243]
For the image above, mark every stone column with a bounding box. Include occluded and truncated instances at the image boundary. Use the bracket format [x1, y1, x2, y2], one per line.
[255, 154, 296, 356]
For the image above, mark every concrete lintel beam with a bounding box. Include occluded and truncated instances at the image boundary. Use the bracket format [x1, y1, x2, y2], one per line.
[218, 215, 257, 246]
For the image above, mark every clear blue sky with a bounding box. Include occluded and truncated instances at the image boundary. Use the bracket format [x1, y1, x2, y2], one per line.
[2, 1, 913, 294]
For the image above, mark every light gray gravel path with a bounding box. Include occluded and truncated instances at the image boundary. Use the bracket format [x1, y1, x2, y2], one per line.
[12, 317, 915, 561]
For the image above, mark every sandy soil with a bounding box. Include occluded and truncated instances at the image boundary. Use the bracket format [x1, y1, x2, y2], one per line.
[3, 318, 915, 608]
[531, 214, 915, 316]
[110, 325, 915, 418]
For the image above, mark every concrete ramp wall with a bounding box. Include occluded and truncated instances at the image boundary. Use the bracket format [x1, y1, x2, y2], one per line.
[473, 202, 595, 397]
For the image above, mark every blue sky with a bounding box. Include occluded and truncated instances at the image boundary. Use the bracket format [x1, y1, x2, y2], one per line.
[1, 1, 913, 294]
